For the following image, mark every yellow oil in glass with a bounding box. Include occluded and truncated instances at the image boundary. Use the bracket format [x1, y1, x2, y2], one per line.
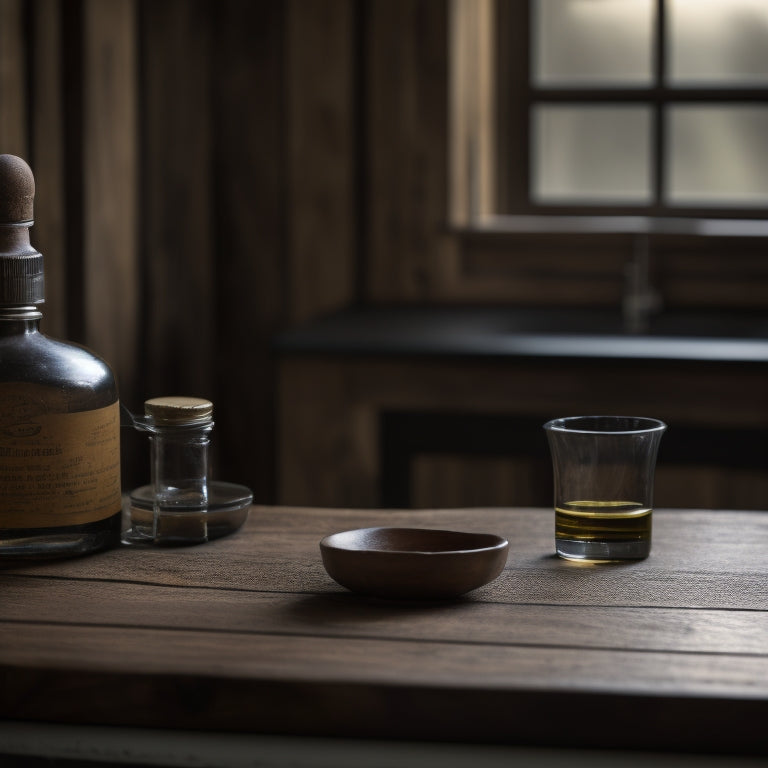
[555, 501, 651, 560]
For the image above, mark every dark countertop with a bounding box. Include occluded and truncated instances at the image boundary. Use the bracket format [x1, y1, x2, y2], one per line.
[274, 305, 768, 363]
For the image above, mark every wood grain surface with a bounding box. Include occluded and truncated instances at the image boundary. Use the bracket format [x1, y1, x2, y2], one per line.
[1, 506, 767, 755]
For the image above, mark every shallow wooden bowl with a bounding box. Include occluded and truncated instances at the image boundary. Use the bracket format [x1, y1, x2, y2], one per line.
[319, 527, 509, 600]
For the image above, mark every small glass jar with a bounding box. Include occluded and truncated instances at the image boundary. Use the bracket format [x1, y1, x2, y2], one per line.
[123, 396, 252, 546]
[145, 396, 213, 512]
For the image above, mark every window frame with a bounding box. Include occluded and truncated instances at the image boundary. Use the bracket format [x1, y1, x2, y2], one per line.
[495, 0, 768, 220]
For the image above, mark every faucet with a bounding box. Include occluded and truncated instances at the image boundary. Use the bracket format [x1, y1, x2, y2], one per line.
[623, 234, 662, 334]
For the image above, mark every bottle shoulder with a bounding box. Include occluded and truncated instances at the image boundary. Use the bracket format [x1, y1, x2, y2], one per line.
[0, 330, 118, 406]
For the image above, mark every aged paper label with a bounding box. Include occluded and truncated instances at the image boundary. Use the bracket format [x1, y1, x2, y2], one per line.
[0, 395, 121, 528]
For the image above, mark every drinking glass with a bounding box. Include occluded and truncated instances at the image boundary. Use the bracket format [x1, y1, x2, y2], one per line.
[543, 415, 666, 561]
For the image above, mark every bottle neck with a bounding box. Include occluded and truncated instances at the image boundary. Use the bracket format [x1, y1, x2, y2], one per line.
[0, 305, 42, 335]
[0, 223, 35, 256]
[0, 224, 45, 305]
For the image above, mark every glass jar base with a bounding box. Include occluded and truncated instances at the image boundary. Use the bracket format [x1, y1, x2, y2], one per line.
[556, 538, 650, 562]
[123, 480, 252, 546]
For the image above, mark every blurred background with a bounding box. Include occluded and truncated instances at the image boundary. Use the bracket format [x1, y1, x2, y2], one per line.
[2, 0, 768, 512]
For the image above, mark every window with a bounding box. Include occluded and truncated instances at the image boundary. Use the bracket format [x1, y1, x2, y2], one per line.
[497, 0, 768, 218]
[448, 0, 768, 311]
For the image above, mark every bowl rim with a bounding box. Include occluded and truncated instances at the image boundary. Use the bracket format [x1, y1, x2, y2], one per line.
[319, 526, 509, 556]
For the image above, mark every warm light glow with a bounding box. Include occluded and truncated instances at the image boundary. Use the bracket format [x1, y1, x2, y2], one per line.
[533, 105, 652, 204]
[668, 0, 768, 84]
[667, 106, 768, 205]
[533, 0, 655, 86]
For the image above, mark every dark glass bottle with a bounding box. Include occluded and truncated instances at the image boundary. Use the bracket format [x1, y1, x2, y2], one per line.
[0, 154, 121, 558]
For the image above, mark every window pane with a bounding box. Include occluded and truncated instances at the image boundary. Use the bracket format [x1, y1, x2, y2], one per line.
[532, 0, 655, 86]
[532, 105, 653, 204]
[668, 0, 768, 86]
[666, 106, 768, 206]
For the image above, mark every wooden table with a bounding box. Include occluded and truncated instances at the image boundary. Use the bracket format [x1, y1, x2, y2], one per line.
[1, 506, 767, 764]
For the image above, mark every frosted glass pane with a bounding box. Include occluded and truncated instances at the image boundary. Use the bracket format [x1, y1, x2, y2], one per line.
[532, 106, 652, 204]
[666, 106, 768, 205]
[668, 0, 768, 85]
[533, 0, 654, 86]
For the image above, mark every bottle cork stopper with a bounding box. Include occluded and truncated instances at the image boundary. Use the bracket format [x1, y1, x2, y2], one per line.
[145, 396, 214, 425]
[0, 154, 35, 224]
[0, 154, 43, 305]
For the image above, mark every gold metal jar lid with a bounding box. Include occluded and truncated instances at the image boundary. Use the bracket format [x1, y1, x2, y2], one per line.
[144, 396, 213, 426]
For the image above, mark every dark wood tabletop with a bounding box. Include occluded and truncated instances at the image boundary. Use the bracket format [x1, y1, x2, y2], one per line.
[1, 506, 767, 758]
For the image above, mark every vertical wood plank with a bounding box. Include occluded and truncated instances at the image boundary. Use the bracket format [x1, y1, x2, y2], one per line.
[209, 0, 285, 500]
[286, 0, 356, 323]
[412, 455, 550, 508]
[366, 0, 455, 301]
[278, 359, 379, 507]
[31, 0, 67, 339]
[82, 0, 138, 400]
[0, 0, 28, 157]
[141, 0, 213, 405]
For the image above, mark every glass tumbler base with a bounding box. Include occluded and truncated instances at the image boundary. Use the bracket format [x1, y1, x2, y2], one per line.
[556, 538, 650, 562]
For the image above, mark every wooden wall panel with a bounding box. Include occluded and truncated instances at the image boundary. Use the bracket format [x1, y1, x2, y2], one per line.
[0, 0, 28, 157]
[30, 0, 66, 338]
[286, 0, 357, 324]
[366, 0, 456, 301]
[82, 0, 138, 398]
[140, 0, 214, 406]
[412, 454, 547, 508]
[278, 358, 380, 508]
[1, 0, 67, 336]
[209, 0, 287, 501]
[278, 355, 768, 510]
[411, 456, 768, 511]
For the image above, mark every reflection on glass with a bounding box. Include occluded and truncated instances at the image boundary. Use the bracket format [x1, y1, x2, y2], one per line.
[666, 106, 768, 205]
[532, 105, 652, 204]
[668, 0, 768, 86]
[532, 0, 654, 86]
